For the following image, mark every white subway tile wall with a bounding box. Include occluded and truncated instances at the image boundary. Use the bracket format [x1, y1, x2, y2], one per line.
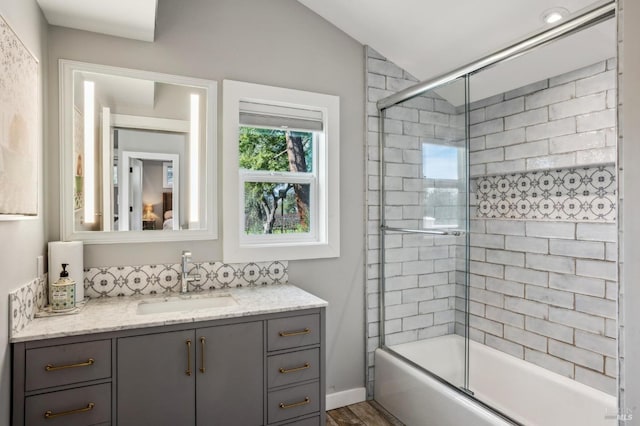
[379, 51, 465, 359]
[469, 59, 617, 175]
[364, 45, 617, 398]
[366, 46, 461, 396]
[465, 59, 617, 396]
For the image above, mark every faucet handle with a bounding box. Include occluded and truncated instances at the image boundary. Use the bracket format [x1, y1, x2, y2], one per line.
[182, 250, 192, 258]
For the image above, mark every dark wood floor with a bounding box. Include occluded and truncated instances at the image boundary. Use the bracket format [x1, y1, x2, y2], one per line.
[327, 401, 405, 426]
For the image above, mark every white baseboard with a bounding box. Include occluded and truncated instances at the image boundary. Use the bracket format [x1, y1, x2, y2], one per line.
[326, 387, 367, 410]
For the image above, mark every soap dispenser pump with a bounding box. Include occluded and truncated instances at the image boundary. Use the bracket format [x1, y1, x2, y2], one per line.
[50, 263, 76, 312]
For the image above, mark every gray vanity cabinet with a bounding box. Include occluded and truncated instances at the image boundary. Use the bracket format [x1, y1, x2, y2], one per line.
[117, 329, 196, 426]
[13, 307, 325, 426]
[196, 322, 263, 425]
[117, 322, 263, 426]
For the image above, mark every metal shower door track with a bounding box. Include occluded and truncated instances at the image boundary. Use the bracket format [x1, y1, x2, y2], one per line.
[376, 0, 615, 111]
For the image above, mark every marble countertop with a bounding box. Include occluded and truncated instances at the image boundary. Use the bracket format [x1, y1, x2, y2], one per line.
[11, 284, 328, 343]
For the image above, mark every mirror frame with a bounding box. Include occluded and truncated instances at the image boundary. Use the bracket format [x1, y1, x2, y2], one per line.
[59, 60, 218, 243]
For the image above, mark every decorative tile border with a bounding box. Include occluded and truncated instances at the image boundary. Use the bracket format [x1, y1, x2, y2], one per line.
[9, 274, 47, 336]
[84, 261, 288, 298]
[475, 165, 616, 222]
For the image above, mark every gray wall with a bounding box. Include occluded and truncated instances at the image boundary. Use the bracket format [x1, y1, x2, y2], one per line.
[619, 0, 639, 422]
[46, 0, 365, 397]
[0, 1, 47, 424]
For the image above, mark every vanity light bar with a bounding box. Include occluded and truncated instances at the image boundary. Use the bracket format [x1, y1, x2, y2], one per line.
[189, 93, 200, 226]
[84, 81, 96, 224]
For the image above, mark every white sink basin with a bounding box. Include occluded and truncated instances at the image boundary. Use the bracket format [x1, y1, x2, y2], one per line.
[137, 293, 238, 315]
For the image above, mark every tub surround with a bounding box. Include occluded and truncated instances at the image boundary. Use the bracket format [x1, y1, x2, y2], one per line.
[474, 165, 616, 222]
[468, 58, 616, 178]
[465, 59, 618, 395]
[10, 283, 327, 343]
[366, 44, 619, 397]
[365, 46, 464, 396]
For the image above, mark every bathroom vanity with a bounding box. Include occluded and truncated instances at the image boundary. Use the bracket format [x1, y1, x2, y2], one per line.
[11, 285, 327, 426]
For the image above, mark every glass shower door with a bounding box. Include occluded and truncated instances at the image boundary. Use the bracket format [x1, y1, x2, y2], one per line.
[380, 76, 470, 392]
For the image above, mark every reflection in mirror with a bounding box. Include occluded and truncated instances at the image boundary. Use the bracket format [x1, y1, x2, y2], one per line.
[60, 61, 217, 243]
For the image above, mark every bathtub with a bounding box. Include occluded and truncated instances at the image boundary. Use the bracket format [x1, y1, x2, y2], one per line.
[375, 335, 616, 426]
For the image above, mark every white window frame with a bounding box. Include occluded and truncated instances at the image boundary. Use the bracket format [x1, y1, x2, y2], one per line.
[222, 80, 340, 263]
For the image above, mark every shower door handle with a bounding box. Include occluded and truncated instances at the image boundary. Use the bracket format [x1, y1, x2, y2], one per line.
[381, 225, 462, 236]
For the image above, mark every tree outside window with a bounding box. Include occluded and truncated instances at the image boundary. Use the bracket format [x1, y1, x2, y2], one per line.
[239, 127, 315, 235]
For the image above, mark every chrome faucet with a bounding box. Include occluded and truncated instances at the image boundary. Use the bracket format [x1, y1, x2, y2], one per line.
[180, 250, 200, 293]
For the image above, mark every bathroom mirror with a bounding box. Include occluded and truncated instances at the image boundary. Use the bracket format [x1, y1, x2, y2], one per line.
[59, 60, 217, 243]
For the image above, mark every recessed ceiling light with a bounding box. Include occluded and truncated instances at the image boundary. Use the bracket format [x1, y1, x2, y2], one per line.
[541, 7, 570, 24]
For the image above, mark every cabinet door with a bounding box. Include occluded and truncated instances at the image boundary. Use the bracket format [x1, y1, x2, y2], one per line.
[117, 330, 196, 426]
[196, 321, 263, 426]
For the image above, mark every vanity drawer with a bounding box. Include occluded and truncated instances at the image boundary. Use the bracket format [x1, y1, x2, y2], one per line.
[268, 348, 319, 389]
[267, 381, 320, 424]
[24, 383, 111, 426]
[267, 314, 320, 351]
[25, 340, 111, 391]
[282, 416, 320, 425]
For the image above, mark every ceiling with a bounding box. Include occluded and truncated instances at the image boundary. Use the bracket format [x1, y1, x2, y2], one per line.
[35, 0, 615, 104]
[36, 0, 158, 42]
[297, 0, 616, 104]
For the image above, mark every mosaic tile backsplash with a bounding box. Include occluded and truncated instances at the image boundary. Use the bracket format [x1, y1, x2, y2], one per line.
[9, 274, 47, 335]
[84, 261, 288, 297]
[475, 165, 616, 222]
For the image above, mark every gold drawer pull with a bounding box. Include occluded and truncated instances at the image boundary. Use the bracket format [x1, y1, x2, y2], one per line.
[279, 397, 310, 410]
[45, 358, 95, 372]
[279, 328, 310, 337]
[279, 363, 310, 374]
[186, 339, 192, 376]
[44, 402, 95, 419]
[200, 337, 206, 373]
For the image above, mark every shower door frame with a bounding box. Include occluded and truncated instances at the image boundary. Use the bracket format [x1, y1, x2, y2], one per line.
[377, 74, 471, 386]
[375, 0, 616, 422]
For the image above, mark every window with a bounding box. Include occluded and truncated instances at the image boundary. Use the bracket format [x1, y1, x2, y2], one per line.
[422, 143, 459, 180]
[222, 80, 340, 262]
[422, 142, 465, 228]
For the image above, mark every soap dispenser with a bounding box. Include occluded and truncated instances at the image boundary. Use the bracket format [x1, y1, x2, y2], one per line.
[50, 263, 76, 312]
